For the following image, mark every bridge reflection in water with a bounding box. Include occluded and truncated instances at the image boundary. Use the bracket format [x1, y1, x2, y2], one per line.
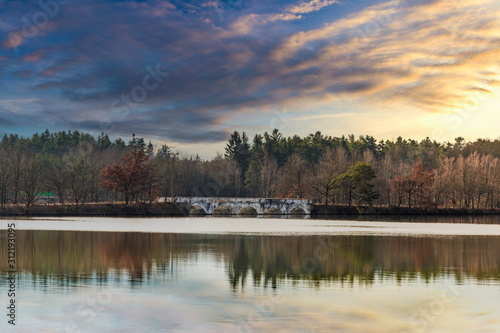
[159, 197, 313, 215]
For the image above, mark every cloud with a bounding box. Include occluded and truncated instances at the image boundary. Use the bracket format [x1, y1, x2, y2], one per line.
[271, 0, 500, 112]
[230, 0, 339, 34]
[14, 70, 34, 78]
[0, 0, 499, 146]
[288, 0, 340, 14]
[0, 116, 14, 127]
[21, 50, 47, 62]
[230, 13, 301, 35]
[2, 31, 24, 49]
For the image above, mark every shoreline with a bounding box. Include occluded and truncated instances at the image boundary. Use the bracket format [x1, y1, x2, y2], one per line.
[2, 217, 500, 235]
[0, 202, 186, 217]
[311, 205, 500, 216]
[0, 203, 499, 217]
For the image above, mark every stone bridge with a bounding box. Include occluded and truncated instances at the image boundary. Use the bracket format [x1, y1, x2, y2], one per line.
[163, 197, 313, 215]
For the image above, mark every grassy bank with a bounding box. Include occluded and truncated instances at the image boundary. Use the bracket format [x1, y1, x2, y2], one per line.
[311, 205, 500, 216]
[0, 202, 187, 217]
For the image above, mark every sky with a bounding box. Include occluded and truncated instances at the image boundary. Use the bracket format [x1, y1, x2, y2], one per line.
[0, 0, 499, 157]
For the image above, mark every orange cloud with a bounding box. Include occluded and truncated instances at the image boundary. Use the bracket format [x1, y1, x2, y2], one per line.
[21, 50, 46, 62]
[3, 31, 24, 49]
[269, 0, 500, 113]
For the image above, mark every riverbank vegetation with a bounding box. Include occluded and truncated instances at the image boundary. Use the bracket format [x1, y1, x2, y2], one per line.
[0, 202, 185, 217]
[0, 129, 499, 213]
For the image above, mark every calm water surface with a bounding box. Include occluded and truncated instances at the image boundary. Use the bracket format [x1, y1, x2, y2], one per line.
[1, 217, 500, 332]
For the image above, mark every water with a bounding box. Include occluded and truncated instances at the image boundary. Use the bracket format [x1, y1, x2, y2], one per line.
[1, 217, 500, 332]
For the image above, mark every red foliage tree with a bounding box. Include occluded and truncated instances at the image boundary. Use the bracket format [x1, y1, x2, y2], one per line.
[99, 146, 159, 204]
[390, 159, 435, 207]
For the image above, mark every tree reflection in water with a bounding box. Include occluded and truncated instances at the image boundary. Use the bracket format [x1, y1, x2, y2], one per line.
[1, 230, 499, 290]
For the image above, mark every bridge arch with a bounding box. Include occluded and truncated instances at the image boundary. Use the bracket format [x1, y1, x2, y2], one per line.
[213, 205, 233, 215]
[239, 206, 258, 216]
[289, 207, 306, 215]
[187, 201, 210, 214]
[189, 205, 207, 216]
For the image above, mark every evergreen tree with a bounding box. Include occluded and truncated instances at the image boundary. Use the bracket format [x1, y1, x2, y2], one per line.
[225, 131, 251, 175]
[333, 162, 378, 206]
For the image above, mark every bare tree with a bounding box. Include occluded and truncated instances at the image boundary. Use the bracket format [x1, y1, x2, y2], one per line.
[275, 154, 309, 198]
[0, 145, 15, 207]
[390, 159, 434, 207]
[245, 153, 278, 198]
[310, 148, 349, 205]
[44, 155, 68, 205]
[11, 147, 23, 205]
[19, 151, 45, 208]
[66, 146, 99, 209]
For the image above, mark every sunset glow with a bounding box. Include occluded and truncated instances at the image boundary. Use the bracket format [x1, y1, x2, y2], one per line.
[1, 0, 499, 154]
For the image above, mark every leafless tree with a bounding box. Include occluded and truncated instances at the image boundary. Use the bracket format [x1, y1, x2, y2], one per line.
[0, 146, 15, 207]
[275, 154, 309, 198]
[19, 151, 45, 208]
[310, 148, 349, 205]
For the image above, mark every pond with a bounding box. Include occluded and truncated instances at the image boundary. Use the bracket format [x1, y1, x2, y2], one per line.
[1, 217, 500, 332]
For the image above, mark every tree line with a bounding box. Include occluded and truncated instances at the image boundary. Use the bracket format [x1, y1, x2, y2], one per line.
[223, 130, 500, 209]
[0, 129, 499, 209]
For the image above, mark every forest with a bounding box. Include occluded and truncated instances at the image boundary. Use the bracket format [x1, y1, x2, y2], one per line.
[0, 129, 500, 210]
